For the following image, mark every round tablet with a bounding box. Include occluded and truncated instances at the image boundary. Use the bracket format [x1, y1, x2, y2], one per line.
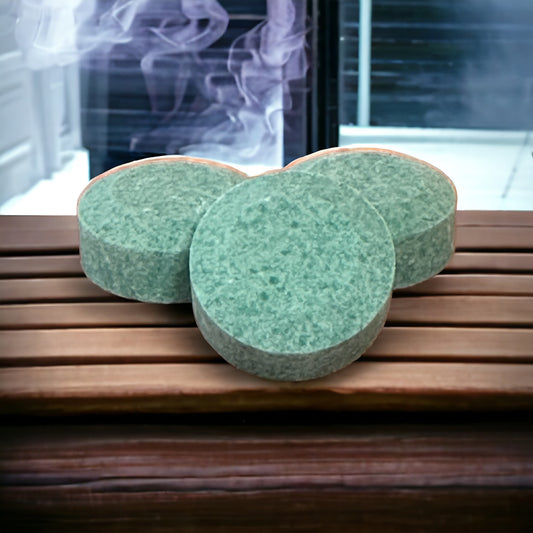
[285, 148, 457, 288]
[77, 156, 246, 303]
[190, 170, 395, 381]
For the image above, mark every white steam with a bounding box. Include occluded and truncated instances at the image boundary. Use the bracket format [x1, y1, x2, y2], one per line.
[182, 0, 308, 170]
[14, 0, 309, 171]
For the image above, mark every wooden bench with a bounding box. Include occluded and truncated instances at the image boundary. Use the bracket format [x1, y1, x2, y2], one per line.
[1, 211, 532, 531]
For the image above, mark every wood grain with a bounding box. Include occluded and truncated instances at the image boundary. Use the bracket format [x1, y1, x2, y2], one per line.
[2, 273, 533, 304]
[388, 295, 533, 326]
[0, 212, 531, 414]
[366, 326, 533, 361]
[0, 302, 195, 329]
[0, 277, 116, 303]
[1, 213, 533, 532]
[1, 251, 531, 280]
[2, 213, 533, 254]
[396, 274, 533, 295]
[2, 295, 532, 330]
[454, 226, 533, 250]
[1, 326, 532, 366]
[444, 252, 533, 273]
[0, 327, 218, 365]
[1, 424, 532, 532]
[3, 489, 532, 533]
[456, 210, 533, 226]
[0, 215, 79, 253]
[0, 254, 83, 278]
[1, 361, 532, 414]
[2, 424, 531, 489]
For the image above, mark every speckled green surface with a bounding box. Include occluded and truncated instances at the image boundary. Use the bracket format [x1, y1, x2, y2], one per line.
[78, 157, 244, 303]
[190, 170, 395, 381]
[286, 149, 457, 288]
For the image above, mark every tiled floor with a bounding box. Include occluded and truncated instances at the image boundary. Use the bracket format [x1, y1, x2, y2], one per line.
[1, 128, 532, 214]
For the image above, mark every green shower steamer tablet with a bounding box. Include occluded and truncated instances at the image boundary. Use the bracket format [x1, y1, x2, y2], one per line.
[189, 170, 395, 381]
[77, 156, 246, 303]
[286, 148, 457, 288]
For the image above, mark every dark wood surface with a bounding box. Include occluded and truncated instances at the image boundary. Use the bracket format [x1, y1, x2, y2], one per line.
[1, 212, 532, 531]
[2, 422, 532, 532]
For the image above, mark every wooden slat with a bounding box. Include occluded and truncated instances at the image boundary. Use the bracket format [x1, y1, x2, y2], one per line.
[0, 211, 529, 243]
[366, 326, 533, 361]
[2, 213, 532, 255]
[0, 255, 83, 278]
[0, 327, 217, 366]
[1, 296, 531, 330]
[445, 252, 533, 273]
[1, 295, 531, 330]
[1, 362, 532, 414]
[456, 210, 533, 227]
[0, 216, 79, 253]
[1, 425, 531, 488]
[388, 296, 533, 326]
[2, 274, 533, 304]
[0, 278, 117, 303]
[2, 490, 531, 533]
[1, 252, 532, 280]
[1, 425, 532, 532]
[1, 213, 532, 532]
[0, 215, 77, 233]
[455, 226, 533, 251]
[396, 274, 533, 296]
[0, 302, 195, 329]
[3, 490, 530, 533]
[2, 424, 531, 487]
[1, 326, 532, 367]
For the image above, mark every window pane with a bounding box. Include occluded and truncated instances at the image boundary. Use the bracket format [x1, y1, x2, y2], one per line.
[340, 0, 533, 129]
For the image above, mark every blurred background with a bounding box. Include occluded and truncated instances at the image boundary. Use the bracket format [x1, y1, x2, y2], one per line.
[0, 0, 532, 214]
